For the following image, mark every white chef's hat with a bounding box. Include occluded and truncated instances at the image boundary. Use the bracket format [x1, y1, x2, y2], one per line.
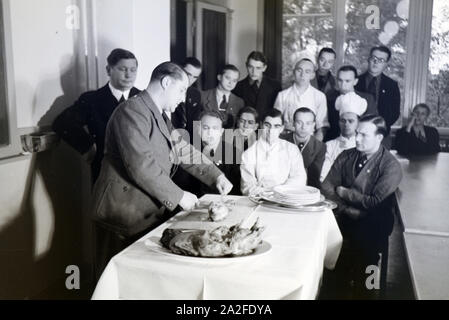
[335, 92, 368, 117]
[293, 50, 316, 69]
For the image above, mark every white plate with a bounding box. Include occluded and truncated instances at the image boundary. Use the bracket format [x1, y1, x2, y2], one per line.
[144, 236, 272, 262]
[248, 195, 337, 212]
[273, 185, 320, 196]
[262, 193, 324, 206]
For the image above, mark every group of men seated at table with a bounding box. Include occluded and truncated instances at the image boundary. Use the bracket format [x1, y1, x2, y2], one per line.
[52, 46, 441, 298]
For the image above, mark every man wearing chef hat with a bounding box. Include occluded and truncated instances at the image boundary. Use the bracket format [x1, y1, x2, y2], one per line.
[320, 91, 367, 181]
[274, 50, 329, 141]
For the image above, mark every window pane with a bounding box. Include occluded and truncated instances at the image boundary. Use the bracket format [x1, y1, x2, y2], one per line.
[344, 0, 409, 127]
[282, 5, 334, 86]
[284, 0, 333, 15]
[426, 0, 449, 128]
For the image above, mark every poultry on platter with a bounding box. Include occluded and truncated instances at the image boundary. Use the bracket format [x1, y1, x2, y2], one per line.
[160, 219, 265, 257]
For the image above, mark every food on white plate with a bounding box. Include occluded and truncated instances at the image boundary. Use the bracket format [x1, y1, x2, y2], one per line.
[160, 219, 265, 257]
[208, 202, 229, 221]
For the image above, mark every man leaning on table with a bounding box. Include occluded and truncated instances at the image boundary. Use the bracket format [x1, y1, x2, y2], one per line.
[321, 115, 402, 298]
[90, 62, 233, 280]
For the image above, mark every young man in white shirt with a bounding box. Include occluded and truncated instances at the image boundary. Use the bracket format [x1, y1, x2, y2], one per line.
[320, 91, 367, 182]
[240, 109, 307, 196]
[274, 51, 329, 141]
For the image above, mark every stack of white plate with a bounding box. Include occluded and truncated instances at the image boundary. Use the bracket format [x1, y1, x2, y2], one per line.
[270, 185, 321, 206]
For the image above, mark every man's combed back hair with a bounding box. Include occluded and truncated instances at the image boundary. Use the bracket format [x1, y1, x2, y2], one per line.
[199, 110, 224, 123]
[263, 108, 284, 124]
[237, 106, 259, 123]
[338, 65, 358, 78]
[359, 115, 388, 137]
[370, 45, 392, 61]
[107, 48, 138, 67]
[183, 57, 202, 69]
[150, 62, 186, 82]
[246, 51, 268, 65]
[413, 103, 431, 116]
[294, 107, 316, 122]
[318, 47, 336, 59]
[219, 64, 240, 76]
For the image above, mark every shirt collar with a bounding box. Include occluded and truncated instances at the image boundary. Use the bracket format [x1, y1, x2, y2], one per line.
[216, 88, 231, 103]
[249, 77, 262, 87]
[108, 82, 131, 102]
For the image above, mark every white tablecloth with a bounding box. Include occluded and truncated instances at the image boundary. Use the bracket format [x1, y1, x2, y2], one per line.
[92, 195, 342, 300]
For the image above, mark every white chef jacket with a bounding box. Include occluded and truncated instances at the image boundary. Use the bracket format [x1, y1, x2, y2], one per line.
[320, 135, 356, 182]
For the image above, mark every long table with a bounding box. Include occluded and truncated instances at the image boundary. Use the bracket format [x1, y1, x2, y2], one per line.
[395, 152, 449, 299]
[92, 195, 342, 300]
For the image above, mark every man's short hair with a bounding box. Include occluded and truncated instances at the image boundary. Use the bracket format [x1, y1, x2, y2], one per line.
[150, 62, 186, 82]
[359, 115, 388, 137]
[219, 64, 240, 76]
[107, 48, 138, 67]
[183, 57, 202, 69]
[413, 103, 431, 116]
[246, 51, 268, 65]
[199, 110, 224, 124]
[262, 108, 284, 124]
[318, 47, 336, 59]
[338, 65, 358, 78]
[237, 106, 259, 123]
[293, 107, 316, 122]
[370, 46, 392, 61]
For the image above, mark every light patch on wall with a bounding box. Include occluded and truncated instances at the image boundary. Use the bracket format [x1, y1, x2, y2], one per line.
[31, 170, 55, 259]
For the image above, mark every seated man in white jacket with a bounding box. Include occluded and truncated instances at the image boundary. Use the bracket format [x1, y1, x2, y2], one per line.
[320, 91, 367, 181]
[240, 109, 307, 195]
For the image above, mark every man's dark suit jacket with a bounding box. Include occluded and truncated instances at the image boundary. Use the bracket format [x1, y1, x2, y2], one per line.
[52, 84, 141, 182]
[201, 88, 244, 128]
[171, 86, 203, 142]
[324, 89, 377, 142]
[188, 140, 241, 197]
[90, 90, 223, 237]
[311, 71, 336, 96]
[355, 73, 401, 131]
[394, 126, 441, 155]
[321, 146, 402, 247]
[282, 133, 326, 189]
[233, 76, 281, 118]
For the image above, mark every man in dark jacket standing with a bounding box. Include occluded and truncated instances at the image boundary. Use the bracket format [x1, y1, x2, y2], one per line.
[52, 48, 140, 183]
[233, 51, 281, 118]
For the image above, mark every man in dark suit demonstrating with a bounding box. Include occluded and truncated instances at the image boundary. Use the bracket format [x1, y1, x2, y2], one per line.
[90, 62, 233, 279]
[52, 48, 141, 183]
[355, 46, 401, 146]
[321, 115, 402, 298]
[171, 57, 203, 142]
[282, 108, 326, 189]
[233, 51, 281, 118]
[201, 64, 244, 129]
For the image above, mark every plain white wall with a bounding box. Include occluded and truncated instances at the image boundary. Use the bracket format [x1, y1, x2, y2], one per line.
[229, 0, 259, 80]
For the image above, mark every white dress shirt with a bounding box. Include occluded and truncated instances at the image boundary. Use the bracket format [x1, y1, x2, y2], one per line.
[274, 84, 329, 132]
[320, 135, 356, 182]
[108, 82, 131, 102]
[240, 138, 307, 195]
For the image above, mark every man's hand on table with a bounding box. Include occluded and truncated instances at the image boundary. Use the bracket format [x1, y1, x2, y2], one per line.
[179, 191, 199, 211]
[216, 174, 233, 195]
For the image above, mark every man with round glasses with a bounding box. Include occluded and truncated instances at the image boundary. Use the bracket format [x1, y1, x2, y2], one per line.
[355, 46, 400, 146]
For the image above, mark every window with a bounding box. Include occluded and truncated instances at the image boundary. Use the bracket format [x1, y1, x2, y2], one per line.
[0, 0, 21, 159]
[281, 0, 449, 130]
[426, 0, 449, 128]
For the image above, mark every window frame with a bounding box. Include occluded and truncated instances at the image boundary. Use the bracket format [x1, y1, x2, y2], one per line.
[0, 0, 21, 159]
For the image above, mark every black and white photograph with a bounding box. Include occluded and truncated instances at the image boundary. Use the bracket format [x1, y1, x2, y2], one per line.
[0, 0, 448, 305]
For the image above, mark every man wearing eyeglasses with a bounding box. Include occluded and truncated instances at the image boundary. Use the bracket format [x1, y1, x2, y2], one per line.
[355, 46, 400, 144]
[171, 57, 203, 142]
[240, 109, 307, 196]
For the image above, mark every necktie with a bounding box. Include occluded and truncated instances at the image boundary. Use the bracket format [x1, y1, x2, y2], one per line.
[251, 81, 259, 95]
[367, 77, 377, 101]
[219, 94, 227, 111]
[355, 154, 368, 177]
[119, 95, 125, 103]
